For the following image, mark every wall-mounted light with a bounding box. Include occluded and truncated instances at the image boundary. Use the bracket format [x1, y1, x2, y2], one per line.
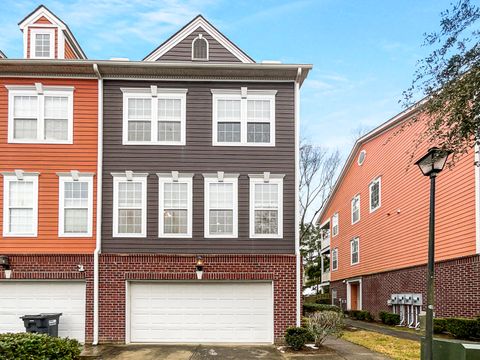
[195, 256, 205, 280]
[0, 255, 11, 279]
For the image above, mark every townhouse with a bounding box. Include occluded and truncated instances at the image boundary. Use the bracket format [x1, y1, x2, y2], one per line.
[0, 5, 312, 344]
[318, 107, 480, 320]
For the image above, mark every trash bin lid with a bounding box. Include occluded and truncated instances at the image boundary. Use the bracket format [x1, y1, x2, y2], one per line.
[20, 313, 62, 319]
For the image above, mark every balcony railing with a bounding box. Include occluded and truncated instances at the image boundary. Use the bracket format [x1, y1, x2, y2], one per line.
[321, 237, 330, 251]
[321, 271, 331, 283]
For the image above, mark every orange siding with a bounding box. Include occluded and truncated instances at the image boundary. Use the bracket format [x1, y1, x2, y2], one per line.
[0, 78, 98, 253]
[64, 41, 77, 59]
[321, 116, 476, 281]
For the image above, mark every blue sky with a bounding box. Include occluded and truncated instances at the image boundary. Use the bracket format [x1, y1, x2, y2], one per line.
[0, 0, 454, 156]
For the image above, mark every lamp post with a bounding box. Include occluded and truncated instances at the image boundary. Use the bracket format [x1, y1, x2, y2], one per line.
[415, 147, 451, 360]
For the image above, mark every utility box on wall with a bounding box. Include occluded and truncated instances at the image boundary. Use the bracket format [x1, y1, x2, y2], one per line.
[420, 337, 480, 360]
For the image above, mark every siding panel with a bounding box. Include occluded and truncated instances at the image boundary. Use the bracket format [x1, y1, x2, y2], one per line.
[102, 80, 295, 254]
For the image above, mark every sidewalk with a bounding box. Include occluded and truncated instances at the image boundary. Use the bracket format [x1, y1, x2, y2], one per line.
[345, 319, 421, 341]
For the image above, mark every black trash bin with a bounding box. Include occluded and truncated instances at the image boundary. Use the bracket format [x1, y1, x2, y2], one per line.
[20, 313, 62, 337]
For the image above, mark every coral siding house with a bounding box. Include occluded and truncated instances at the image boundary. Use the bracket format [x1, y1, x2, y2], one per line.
[0, 6, 96, 343]
[318, 107, 480, 319]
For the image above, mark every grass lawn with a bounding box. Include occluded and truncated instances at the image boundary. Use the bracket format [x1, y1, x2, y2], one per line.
[341, 329, 420, 360]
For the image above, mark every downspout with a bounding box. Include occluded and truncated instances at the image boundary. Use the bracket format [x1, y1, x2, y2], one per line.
[294, 67, 302, 327]
[92, 63, 103, 345]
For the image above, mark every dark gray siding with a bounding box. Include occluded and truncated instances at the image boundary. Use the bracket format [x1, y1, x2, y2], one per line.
[102, 80, 295, 254]
[157, 27, 242, 63]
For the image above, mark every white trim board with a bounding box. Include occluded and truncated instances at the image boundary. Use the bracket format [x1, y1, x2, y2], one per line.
[346, 278, 362, 310]
[143, 16, 254, 63]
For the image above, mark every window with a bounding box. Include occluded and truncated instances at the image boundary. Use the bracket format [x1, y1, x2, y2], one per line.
[351, 194, 360, 224]
[332, 212, 339, 237]
[30, 29, 54, 59]
[358, 150, 366, 165]
[158, 172, 193, 237]
[122, 87, 187, 145]
[58, 173, 94, 237]
[249, 174, 284, 238]
[332, 248, 338, 271]
[204, 173, 238, 238]
[7, 84, 74, 144]
[112, 172, 148, 237]
[192, 35, 208, 60]
[351, 237, 360, 265]
[2, 172, 39, 237]
[369, 177, 381, 212]
[331, 289, 337, 305]
[212, 88, 276, 146]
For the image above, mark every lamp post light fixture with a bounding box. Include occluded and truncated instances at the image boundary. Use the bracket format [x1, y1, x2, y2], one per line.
[414, 147, 451, 360]
[0, 255, 12, 279]
[195, 256, 205, 280]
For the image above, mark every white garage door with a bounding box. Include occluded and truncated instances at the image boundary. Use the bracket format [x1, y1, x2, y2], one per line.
[129, 282, 273, 343]
[0, 281, 86, 342]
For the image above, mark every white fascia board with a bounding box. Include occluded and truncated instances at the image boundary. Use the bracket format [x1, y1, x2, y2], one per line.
[19, 7, 67, 31]
[144, 18, 253, 63]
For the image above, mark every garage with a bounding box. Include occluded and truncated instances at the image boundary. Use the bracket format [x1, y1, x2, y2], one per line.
[0, 281, 86, 342]
[128, 281, 273, 343]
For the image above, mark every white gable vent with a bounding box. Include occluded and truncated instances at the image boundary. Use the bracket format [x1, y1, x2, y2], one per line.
[358, 150, 366, 165]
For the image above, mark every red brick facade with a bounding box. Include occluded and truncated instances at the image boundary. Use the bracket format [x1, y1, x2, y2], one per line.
[99, 254, 297, 344]
[331, 254, 480, 318]
[0, 254, 94, 342]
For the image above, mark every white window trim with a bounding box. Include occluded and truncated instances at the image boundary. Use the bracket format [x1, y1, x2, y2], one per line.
[369, 177, 382, 213]
[157, 172, 193, 238]
[211, 88, 277, 147]
[30, 28, 55, 59]
[2, 172, 39, 237]
[191, 34, 209, 61]
[332, 212, 339, 237]
[351, 237, 360, 265]
[332, 248, 338, 271]
[351, 194, 360, 225]
[57, 172, 94, 237]
[249, 173, 284, 239]
[121, 87, 187, 146]
[7, 84, 74, 144]
[203, 172, 239, 238]
[346, 278, 362, 310]
[112, 172, 148, 238]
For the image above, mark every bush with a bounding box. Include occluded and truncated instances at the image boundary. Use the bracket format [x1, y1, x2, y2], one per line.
[303, 303, 342, 314]
[0, 333, 81, 360]
[306, 311, 344, 347]
[433, 318, 448, 334]
[285, 327, 309, 350]
[345, 310, 374, 322]
[379, 311, 400, 326]
[444, 318, 479, 340]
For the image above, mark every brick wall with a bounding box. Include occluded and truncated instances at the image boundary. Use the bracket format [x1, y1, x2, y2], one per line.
[330, 254, 480, 319]
[0, 254, 94, 342]
[99, 254, 297, 344]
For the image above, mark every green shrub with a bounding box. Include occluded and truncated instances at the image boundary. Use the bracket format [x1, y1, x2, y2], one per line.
[285, 327, 309, 350]
[303, 303, 342, 314]
[444, 318, 479, 340]
[0, 333, 81, 360]
[345, 310, 374, 321]
[301, 317, 315, 342]
[433, 318, 448, 334]
[379, 311, 400, 326]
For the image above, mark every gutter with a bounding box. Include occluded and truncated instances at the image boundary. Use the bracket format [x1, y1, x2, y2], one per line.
[295, 67, 302, 326]
[92, 63, 103, 345]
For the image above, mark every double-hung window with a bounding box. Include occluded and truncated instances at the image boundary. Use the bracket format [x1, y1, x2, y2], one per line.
[332, 248, 338, 271]
[30, 29, 55, 59]
[332, 212, 339, 237]
[351, 194, 360, 224]
[369, 177, 381, 212]
[158, 172, 193, 237]
[212, 88, 276, 146]
[112, 172, 148, 237]
[122, 87, 187, 145]
[2, 172, 39, 237]
[58, 173, 93, 237]
[351, 237, 360, 265]
[249, 174, 284, 238]
[204, 173, 238, 238]
[7, 84, 74, 143]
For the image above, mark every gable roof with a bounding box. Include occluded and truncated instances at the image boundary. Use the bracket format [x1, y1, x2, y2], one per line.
[143, 15, 254, 63]
[316, 101, 424, 224]
[0, 50, 6, 59]
[18, 4, 87, 59]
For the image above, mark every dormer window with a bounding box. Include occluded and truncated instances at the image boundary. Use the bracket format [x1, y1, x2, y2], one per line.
[192, 34, 208, 61]
[30, 29, 55, 59]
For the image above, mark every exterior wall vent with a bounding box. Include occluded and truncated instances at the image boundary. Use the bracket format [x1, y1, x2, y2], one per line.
[358, 150, 366, 165]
